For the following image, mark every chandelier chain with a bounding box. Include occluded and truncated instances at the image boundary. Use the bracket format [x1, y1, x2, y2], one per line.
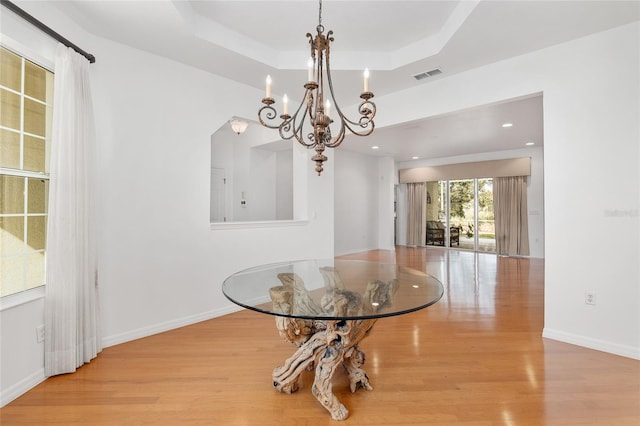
[317, 0, 324, 33]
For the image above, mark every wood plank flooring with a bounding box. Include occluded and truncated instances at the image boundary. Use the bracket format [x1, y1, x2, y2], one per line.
[2, 247, 639, 425]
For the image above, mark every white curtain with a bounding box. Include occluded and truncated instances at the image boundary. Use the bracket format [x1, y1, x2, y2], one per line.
[494, 176, 530, 256]
[44, 44, 101, 377]
[406, 182, 427, 246]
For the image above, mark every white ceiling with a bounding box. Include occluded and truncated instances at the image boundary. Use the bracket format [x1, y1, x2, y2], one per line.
[47, 0, 640, 161]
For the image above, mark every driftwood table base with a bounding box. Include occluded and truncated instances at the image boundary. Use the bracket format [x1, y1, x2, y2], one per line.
[272, 318, 376, 420]
[269, 270, 397, 420]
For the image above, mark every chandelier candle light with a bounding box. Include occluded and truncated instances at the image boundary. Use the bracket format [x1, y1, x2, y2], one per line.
[258, 0, 377, 175]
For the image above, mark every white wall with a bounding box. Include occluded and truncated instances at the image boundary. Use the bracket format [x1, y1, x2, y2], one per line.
[378, 23, 639, 359]
[0, 296, 45, 406]
[377, 157, 396, 251]
[333, 149, 380, 255]
[539, 24, 639, 358]
[247, 148, 277, 220]
[395, 145, 545, 258]
[276, 149, 294, 219]
[92, 30, 333, 346]
[1, 1, 334, 406]
[333, 150, 395, 256]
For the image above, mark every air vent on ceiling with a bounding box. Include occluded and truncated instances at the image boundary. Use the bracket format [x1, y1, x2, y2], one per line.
[413, 67, 443, 81]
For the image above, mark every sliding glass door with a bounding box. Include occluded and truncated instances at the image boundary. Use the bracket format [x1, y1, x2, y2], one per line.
[449, 179, 475, 250]
[424, 178, 495, 252]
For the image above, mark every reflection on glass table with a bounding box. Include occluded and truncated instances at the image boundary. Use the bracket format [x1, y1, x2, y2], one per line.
[223, 259, 444, 421]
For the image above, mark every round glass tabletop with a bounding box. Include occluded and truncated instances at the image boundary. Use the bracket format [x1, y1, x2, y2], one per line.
[222, 259, 444, 320]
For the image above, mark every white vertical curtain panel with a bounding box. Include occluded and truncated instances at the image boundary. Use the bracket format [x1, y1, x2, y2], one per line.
[44, 44, 101, 377]
[406, 182, 427, 246]
[494, 176, 530, 256]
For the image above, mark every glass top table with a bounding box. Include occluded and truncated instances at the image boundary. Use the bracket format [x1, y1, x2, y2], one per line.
[222, 259, 444, 421]
[222, 259, 444, 320]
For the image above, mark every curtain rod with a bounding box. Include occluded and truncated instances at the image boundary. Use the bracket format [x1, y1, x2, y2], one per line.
[1, 0, 96, 63]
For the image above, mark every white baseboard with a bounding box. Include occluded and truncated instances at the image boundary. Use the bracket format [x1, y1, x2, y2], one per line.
[543, 328, 640, 360]
[1, 369, 45, 407]
[101, 305, 242, 348]
[377, 245, 397, 252]
[335, 246, 388, 257]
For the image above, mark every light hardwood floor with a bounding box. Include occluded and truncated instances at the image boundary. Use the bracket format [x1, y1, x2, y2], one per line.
[2, 247, 639, 425]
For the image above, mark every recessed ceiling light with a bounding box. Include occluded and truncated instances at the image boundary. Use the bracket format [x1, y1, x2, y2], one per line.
[502, 123, 513, 128]
[371, 146, 379, 150]
[525, 141, 535, 146]
[412, 156, 419, 160]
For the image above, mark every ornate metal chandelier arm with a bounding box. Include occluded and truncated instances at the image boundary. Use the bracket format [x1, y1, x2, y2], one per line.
[339, 100, 376, 135]
[289, 91, 318, 148]
[323, 94, 376, 137]
[322, 47, 376, 148]
[278, 90, 308, 140]
[258, 103, 284, 130]
[332, 100, 376, 134]
[287, 113, 316, 148]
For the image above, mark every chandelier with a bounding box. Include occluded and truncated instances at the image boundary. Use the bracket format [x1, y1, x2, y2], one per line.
[258, 0, 377, 176]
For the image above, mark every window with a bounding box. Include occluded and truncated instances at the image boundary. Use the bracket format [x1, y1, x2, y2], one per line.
[0, 46, 53, 297]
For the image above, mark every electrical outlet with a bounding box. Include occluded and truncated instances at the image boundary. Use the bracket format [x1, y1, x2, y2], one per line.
[36, 325, 45, 343]
[585, 291, 596, 305]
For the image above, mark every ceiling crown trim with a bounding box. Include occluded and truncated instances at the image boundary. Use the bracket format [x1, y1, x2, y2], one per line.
[170, 0, 479, 72]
